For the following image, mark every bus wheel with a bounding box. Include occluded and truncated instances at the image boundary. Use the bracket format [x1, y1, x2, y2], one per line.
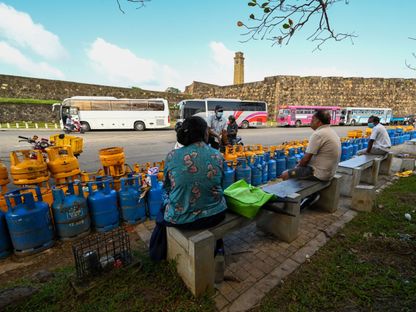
[81, 122, 90, 132]
[350, 119, 356, 126]
[295, 120, 302, 128]
[134, 121, 146, 131]
[241, 120, 249, 129]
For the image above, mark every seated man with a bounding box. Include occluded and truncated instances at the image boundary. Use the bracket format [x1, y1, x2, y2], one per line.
[280, 110, 341, 208]
[357, 115, 391, 155]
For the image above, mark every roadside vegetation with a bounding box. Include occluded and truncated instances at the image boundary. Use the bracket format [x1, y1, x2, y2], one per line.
[0, 98, 58, 105]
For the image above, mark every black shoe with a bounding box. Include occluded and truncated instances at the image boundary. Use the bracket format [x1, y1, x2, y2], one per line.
[300, 193, 320, 210]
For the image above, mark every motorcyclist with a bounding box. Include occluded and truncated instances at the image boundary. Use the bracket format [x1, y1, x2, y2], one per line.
[227, 115, 238, 145]
[65, 115, 75, 131]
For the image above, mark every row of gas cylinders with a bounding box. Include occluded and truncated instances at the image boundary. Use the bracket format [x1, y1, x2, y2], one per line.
[0, 174, 164, 258]
[340, 138, 369, 162]
[387, 128, 416, 146]
[222, 148, 301, 189]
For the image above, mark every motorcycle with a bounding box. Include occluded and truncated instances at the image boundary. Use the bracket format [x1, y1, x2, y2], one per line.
[64, 119, 84, 134]
[17, 135, 52, 160]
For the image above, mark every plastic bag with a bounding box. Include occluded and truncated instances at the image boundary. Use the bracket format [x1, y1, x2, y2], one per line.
[224, 179, 274, 219]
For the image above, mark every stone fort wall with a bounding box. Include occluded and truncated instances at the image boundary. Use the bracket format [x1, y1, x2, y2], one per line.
[185, 76, 416, 118]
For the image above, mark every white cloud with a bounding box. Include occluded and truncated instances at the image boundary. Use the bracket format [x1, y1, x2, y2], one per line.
[0, 41, 64, 79]
[0, 3, 67, 60]
[209, 41, 234, 67]
[86, 38, 179, 90]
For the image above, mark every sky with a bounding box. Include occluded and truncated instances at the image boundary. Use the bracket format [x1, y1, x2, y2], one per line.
[0, 0, 415, 92]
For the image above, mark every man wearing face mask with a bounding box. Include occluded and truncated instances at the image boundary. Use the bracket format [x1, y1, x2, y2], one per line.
[280, 110, 341, 181]
[207, 105, 228, 150]
[357, 115, 391, 155]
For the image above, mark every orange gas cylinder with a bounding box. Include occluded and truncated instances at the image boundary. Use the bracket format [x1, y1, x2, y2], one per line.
[365, 128, 372, 137]
[234, 145, 245, 159]
[46, 146, 81, 184]
[244, 146, 255, 158]
[10, 150, 49, 185]
[153, 161, 165, 181]
[99, 147, 126, 178]
[254, 144, 264, 156]
[224, 146, 238, 164]
[0, 161, 9, 194]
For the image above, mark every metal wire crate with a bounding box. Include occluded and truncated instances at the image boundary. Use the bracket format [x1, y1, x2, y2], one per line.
[72, 227, 132, 281]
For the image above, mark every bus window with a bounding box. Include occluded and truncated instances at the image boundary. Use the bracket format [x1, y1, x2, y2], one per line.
[111, 101, 131, 111]
[130, 100, 148, 111]
[182, 100, 206, 119]
[148, 100, 165, 111]
[91, 101, 111, 110]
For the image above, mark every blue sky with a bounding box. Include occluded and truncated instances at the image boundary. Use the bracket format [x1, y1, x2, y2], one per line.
[0, 1, 415, 91]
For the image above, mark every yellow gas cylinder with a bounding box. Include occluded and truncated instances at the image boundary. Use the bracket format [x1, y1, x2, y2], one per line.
[224, 146, 238, 164]
[365, 128, 372, 137]
[0, 160, 9, 194]
[10, 150, 49, 185]
[50, 134, 83, 157]
[46, 146, 81, 184]
[253, 144, 264, 156]
[99, 147, 126, 178]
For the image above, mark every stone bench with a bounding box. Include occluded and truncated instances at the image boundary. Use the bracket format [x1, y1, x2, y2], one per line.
[167, 212, 251, 296]
[258, 174, 341, 243]
[337, 153, 393, 197]
[166, 174, 341, 297]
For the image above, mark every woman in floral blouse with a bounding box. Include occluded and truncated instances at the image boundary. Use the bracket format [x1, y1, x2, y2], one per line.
[149, 116, 227, 261]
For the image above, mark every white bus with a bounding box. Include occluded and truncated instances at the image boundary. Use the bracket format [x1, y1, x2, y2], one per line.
[340, 107, 392, 126]
[53, 96, 170, 131]
[177, 98, 268, 129]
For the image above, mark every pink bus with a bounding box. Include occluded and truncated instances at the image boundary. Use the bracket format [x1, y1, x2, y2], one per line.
[277, 105, 342, 127]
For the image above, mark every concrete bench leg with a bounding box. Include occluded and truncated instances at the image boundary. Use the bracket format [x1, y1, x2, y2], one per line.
[360, 159, 380, 185]
[256, 193, 301, 243]
[339, 168, 361, 197]
[313, 174, 341, 213]
[167, 228, 216, 297]
[379, 153, 393, 175]
[351, 185, 376, 212]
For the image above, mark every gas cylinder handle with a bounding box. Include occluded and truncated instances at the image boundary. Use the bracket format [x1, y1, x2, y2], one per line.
[4, 186, 41, 212]
[120, 177, 127, 192]
[74, 180, 84, 198]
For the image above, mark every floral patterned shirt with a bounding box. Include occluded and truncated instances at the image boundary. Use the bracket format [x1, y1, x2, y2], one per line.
[163, 141, 227, 224]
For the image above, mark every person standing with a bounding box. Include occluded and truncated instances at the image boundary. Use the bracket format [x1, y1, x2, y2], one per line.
[207, 105, 228, 150]
[280, 110, 341, 181]
[227, 115, 238, 145]
[357, 115, 391, 155]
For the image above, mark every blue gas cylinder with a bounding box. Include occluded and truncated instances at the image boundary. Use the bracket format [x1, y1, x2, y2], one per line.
[52, 181, 90, 240]
[148, 174, 164, 220]
[222, 161, 235, 190]
[265, 152, 276, 181]
[352, 140, 359, 156]
[357, 138, 363, 150]
[286, 148, 297, 170]
[346, 142, 353, 159]
[5, 187, 54, 256]
[297, 147, 305, 159]
[0, 210, 12, 259]
[119, 175, 146, 224]
[236, 158, 251, 184]
[363, 139, 368, 149]
[259, 155, 268, 184]
[341, 143, 348, 161]
[275, 150, 287, 177]
[250, 156, 262, 186]
[87, 178, 119, 232]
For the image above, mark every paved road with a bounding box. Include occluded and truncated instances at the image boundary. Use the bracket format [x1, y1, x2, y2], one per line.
[0, 126, 367, 172]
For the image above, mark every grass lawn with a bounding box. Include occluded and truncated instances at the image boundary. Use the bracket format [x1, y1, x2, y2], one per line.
[257, 175, 416, 312]
[0, 98, 58, 105]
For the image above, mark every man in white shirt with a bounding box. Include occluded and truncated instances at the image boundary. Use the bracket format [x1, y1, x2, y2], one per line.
[280, 110, 341, 182]
[357, 116, 391, 155]
[207, 105, 228, 150]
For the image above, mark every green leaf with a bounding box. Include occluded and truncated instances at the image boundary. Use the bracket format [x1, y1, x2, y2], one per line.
[264, 7, 271, 13]
[288, 18, 294, 25]
[248, 2, 256, 6]
[283, 23, 290, 29]
[249, 13, 255, 19]
[261, 2, 268, 8]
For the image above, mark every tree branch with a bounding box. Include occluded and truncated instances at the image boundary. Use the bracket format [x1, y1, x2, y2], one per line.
[116, 0, 150, 14]
[238, 0, 356, 50]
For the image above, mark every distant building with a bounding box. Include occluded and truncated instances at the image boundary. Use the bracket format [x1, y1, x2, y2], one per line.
[233, 52, 245, 85]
